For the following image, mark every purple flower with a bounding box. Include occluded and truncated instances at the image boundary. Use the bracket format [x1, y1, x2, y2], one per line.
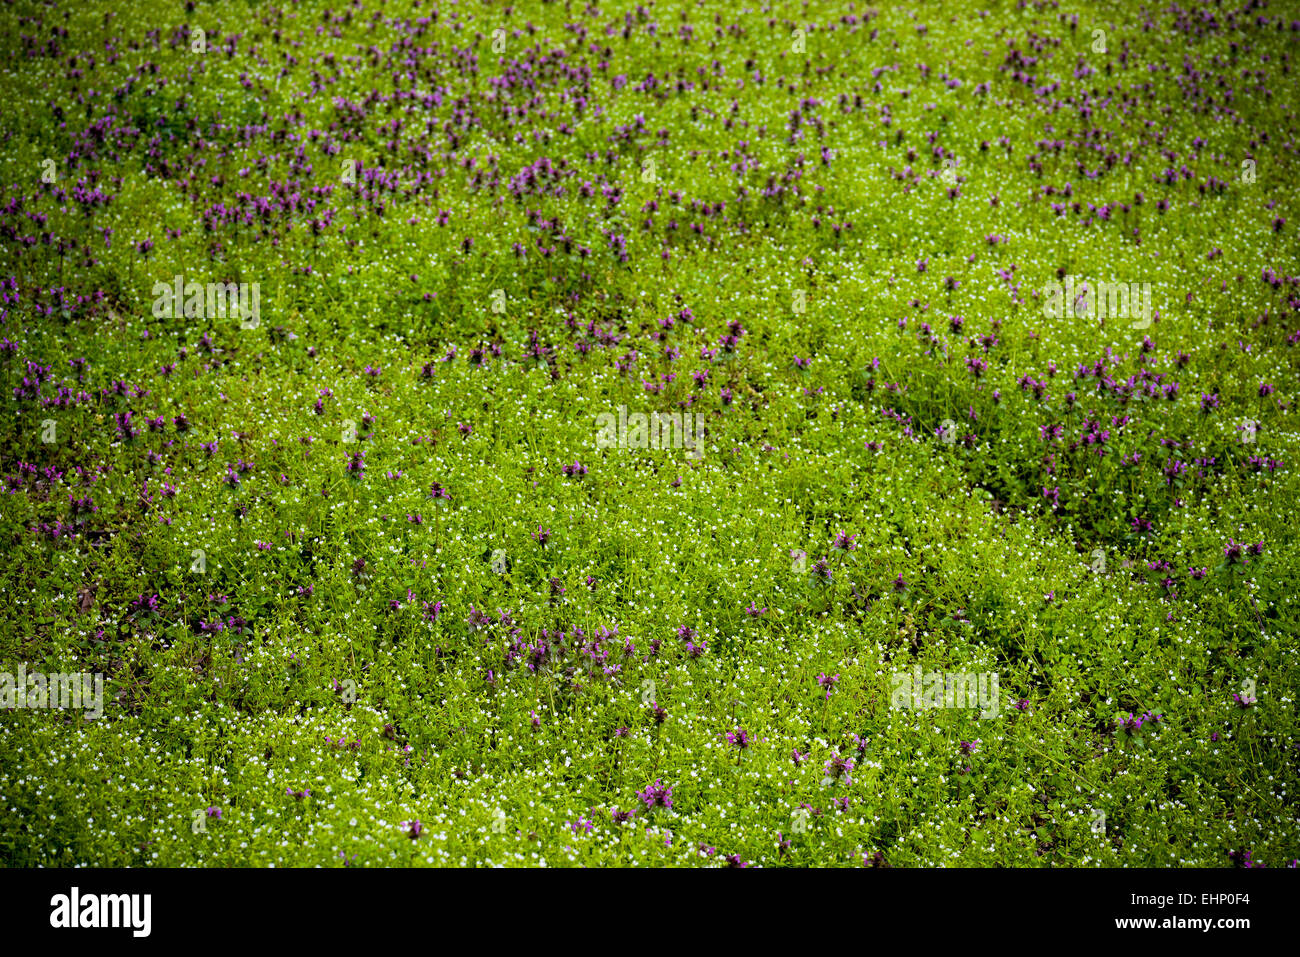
[1228, 849, 1265, 869]
[1119, 710, 1163, 734]
[637, 779, 673, 810]
[725, 728, 750, 749]
[823, 752, 854, 781]
[130, 593, 160, 614]
[1223, 539, 1247, 564]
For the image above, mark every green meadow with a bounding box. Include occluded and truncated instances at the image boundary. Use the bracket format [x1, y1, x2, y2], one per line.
[0, 0, 1297, 867]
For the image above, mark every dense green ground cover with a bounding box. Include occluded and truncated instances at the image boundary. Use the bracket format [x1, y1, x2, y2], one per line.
[1, 0, 1298, 866]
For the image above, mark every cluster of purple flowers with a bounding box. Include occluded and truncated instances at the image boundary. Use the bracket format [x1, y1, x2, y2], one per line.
[1119, 711, 1163, 734]
[636, 779, 673, 811]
